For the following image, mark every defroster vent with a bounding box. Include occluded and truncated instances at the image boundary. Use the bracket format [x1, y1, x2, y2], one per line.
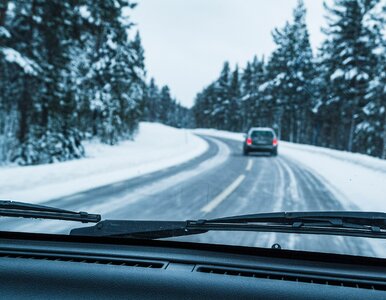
[196, 266, 386, 291]
[0, 251, 166, 269]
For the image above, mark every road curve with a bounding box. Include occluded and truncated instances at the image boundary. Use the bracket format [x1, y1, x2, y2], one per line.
[2, 134, 382, 257]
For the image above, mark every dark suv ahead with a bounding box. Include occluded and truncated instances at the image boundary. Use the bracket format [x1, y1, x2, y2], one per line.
[243, 127, 278, 156]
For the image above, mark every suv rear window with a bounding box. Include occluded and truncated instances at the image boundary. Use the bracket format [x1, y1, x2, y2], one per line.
[250, 131, 274, 138]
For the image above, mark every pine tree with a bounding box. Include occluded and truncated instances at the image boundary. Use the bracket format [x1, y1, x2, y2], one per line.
[212, 62, 231, 129]
[0, 0, 153, 164]
[249, 57, 268, 129]
[193, 86, 213, 128]
[1, 0, 87, 164]
[261, 0, 315, 142]
[228, 65, 242, 131]
[142, 78, 192, 127]
[319, 0, 379, 152]
[159, 85, 172, 123]
[240, 61, 254, 131]
[142, 78, 159, 121]
[355, 0, 386, 157]
[73, 1, 146, 145]
[192, 0, 385, 159]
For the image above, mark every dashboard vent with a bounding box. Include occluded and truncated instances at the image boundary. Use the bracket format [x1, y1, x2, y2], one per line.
[0, 252, 165, 269]
[196, 266, 386, 291]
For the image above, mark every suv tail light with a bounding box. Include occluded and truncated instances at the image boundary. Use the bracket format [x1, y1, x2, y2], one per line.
[246, 138, 252, 145]
[273, 138, 278, 146]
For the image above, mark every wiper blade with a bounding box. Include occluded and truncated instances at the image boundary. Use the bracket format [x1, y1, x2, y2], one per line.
[70, 211, 386, 239]
[0, 200, 101, 223]
[208, 211, 386, 228]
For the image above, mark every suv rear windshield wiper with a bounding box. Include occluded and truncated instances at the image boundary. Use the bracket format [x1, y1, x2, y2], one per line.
[0, 200, 101, 223]
[70, 211, 386, 239]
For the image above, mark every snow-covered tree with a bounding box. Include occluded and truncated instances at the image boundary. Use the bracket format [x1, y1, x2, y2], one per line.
[318, 0, 380, 153]
[1, 0, 187, 164]
[261, 0, 315, 142]
[142, 78, 192, 128]
[228, 65, 242, 131]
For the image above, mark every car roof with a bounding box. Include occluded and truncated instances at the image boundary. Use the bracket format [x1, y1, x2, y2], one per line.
[249, 127, 275, 132]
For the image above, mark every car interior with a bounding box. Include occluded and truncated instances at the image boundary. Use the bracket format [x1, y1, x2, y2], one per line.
[0, 231, 385, 299]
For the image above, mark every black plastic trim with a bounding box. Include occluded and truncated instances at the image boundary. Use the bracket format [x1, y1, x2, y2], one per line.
[0, 230, 385, 267]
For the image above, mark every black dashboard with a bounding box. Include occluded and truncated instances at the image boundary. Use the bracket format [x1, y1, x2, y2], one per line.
[0, 231, 385, 299]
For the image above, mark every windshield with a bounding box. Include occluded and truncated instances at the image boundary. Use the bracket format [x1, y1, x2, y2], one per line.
[250, 131, 274, 138]
[0, 0, 385, 259]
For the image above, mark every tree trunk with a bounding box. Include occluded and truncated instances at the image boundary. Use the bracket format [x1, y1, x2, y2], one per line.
[348, 114, 355, 152]
[382, 111, 386, 159]
[19, 79, 30, 142]
[0, 0, 8, 26]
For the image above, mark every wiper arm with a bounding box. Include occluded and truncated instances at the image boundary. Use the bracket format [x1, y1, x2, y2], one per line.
[70, 211, 386, 239]
[71, 220, 206, 239]
[208, 211, 386, 229]
[0, 200, 101, 223]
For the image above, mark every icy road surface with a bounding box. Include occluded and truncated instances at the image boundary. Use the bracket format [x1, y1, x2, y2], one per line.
[1, 130, 385, 258]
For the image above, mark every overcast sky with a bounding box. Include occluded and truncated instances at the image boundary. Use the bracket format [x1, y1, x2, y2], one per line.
[132, 0, 330, 107]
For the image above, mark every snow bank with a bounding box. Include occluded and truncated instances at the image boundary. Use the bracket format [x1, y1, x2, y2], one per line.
[193, 128, 244, 142]
[0, 123, 207, 203]
[280, 142, 386, 212]
[193, 128, 386, 212]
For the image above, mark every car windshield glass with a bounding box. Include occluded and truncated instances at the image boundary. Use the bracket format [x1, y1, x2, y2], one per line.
[0, 0, 385, 259]
[251, 131, 274, 138]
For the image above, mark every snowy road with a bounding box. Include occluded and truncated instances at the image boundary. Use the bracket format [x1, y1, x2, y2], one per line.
[2, 134, 384, 257]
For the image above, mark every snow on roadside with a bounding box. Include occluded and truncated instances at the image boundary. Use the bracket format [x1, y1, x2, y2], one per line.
[280, 142, 386, 212]
[193, 128, 386, 212]
[0, 123, 208, 204]
[194, 128, 244, 142]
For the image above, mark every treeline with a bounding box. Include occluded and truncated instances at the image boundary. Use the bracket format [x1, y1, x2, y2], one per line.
[142, 78, 194, 128]
[193, 0, 386, 158]
[0, 0, 191, 165]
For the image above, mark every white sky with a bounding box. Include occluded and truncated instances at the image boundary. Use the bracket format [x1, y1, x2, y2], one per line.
[132, 0, 329, 107]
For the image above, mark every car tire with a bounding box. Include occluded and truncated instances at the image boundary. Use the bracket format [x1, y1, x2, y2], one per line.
[271, 149, 278, 156]
[243, 149, 249, 156]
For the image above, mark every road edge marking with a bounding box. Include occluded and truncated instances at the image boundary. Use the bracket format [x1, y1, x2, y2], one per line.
[246, 159, 253, 171]
[201, 174, 246, 214]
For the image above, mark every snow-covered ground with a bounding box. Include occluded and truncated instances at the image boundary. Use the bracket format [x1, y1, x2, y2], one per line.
[2, 124, 385, 213]
[0, 123, 207, 203]
[281, 142, 386, 212]
[193, 128, 386, 213]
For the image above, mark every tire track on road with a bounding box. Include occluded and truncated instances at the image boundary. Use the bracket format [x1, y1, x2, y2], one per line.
[271, 155, 377, 257]
[3, 134, 383, 258]
[1, 135, 229, 233]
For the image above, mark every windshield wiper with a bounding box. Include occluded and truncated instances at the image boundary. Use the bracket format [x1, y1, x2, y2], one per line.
[70, 211, 386, 239]
[0, 200, 101, 223]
